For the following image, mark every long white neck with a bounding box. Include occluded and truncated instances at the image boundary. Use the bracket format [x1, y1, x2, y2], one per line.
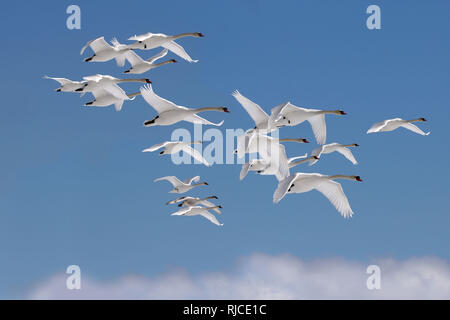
[279, 138, 307, 143]
[408, 118, 426, 123]
[153, 60, 176, 67]
[342, 144, 358, 147]
[328, 175, 354, 181]
[191, 107, 225, 113]
[318, 110, 343, 115]
[289, 156, 316, 168]
[193, 182, 208, 186]
[117, 78, 149, 83]
[201, 196, 217, 201]
[172, 32, 202, 40]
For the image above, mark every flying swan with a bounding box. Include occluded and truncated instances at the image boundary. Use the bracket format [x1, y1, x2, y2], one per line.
[80, 37, 131, 66]
[310, 143, 359, 166]
[171, 206, 223, 226]
[124, 49, 176, 74]
[367, 118, 430, 136]
[154, 175, 208, 194]
[166, 196, 221, 214]
[142, 140, 211, 167]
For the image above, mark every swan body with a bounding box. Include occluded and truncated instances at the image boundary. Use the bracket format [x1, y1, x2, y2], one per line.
[124, 49, 176, 74]
[140, 84, 229, 127]
[44, 76, 86, 92]
[85, 90, 140, 112]
[273, 173, 362, 218]
[142, 140, 211, 166]
[167, 196, 221, 214]
[310, 143, 359, 166]
[154, 175, 208, 194]
[171, 205, 223, 226]
[270, 102, 346, 144]
[128, 32, 204, 63]
[80, 37, 131, 66]
[367, 118, 430, 136]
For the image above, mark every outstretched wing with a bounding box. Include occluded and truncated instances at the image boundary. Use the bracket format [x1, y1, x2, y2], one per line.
[147, 48, 169, 63]
[140, 84, 178, 114]
[400, 123, 430, 136]
[307, 114, 327, 145]
[336, 147, 358, 165]
[162, 40, 198, 63]
[183, 114, 224, 126]
[232, 90, 268, 127]
[128, 32, 154, 41]
[198, 200, 221, 214]
[184, 176, 201, 185]
[154, 176, 183, 187]
[367, 120, 390, 133]
[142, 141, 171, 152]
[199, 211, 223, 226]
[288, 153, 308, 163]
[240, 163, 251, 180]
[180, 145, 211, 167]
[315, 180, 353, 218]
[43, 76, 72, 85]
[80, 36, 111, 55]
[125, 50, 145, 67]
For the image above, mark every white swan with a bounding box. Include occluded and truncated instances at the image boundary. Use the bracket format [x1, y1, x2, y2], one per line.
[85, 90, 140, 112]
[128, 32, 204, 63]
[140, 84, 229, 127]
[367, 118, 430, 136]
[171, 206, 223, 226]
[270, 102, 347, 144]
[154, 175, 208, 194]
[80, 37, 131, 66]
[44, 76, 86, 92]
[167, 196, 221, 214]
[273, 173, 362, 218]
[124, 49, 176, 74]
[142, 140, 211, 167]
[76, 74, 151, 100]
[310, 143, 359, 166]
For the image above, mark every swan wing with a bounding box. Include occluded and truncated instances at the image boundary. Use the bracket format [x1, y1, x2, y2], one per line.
[140, 84, 178, 114]
[307, 114, 327, 145]
[142, 141, 171, 152]
[90, 88, 111, 99]
[154, 176, 183, 187]
[128, 32, 154, 41]
[232, 90, 268, 127]
[103, 83, 129, 100]
[240, 163, 251, 180]
[180, 145, 211, 167]
[336, 147, 358, 165]
[366, 119, 394, 133]
[162, 40, 198, 63]
[171, 207, 193, 216]
[269, 102, 298, 123]
[114, 100, 124, 112]
[184, 176, 201, 185]
[198, 200, 221, 214]
[183, 114, 224, 126]
[147, 48, 169, 63]
[314, 180, 354, 218]
[43, 76, 72, 85]
[83, 74, 103, 82]
[273, 174, 298, 203]
[400, 122, 430, 136]
[125, 50, 145, 67]
[199, 211, 223, 226]
[288, 153, 308, 163]
[80, 36, 110, 55]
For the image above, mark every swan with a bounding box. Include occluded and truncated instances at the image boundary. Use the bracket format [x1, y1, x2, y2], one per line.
[166, 196, 221, 214]
[142, 140, 211, 167]
[234, 132, 309, 159]
[171, 205, 223, 226]
[270, 102, 347, 144]
[76, 74, 151, 100]
[127, 32, 204, 63]
[310, 143, 359, 166]
[154, 175, 208, 194]
[85, 90, 140, 112]
[367, 118, 430, 136]
[273, 173, 362, 218]
[43, 76, 86, 92]
[80, 37, 131, 66]
[140, 84, 229, 127]
[124, 49, 176, 74]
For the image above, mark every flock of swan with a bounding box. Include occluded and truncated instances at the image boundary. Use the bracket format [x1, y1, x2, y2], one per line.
[45, 31, 430, 226]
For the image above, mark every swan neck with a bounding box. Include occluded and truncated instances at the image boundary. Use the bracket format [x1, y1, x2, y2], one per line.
[328, 175, 353, 180]
[118, 78, 148, 83]
[154, 60, 173, 66]
[172, 32, 198, 39]
[193, 107, 223, 112]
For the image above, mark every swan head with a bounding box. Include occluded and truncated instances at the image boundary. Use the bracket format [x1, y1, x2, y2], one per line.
[419, 117, 427, 122]
[221, 107, 230, 113]
[202, 182, 209, 186]
[338, 110, 347, 115]
[353, 143, 359, 147]
[196, 32, 205, 37]
[353, 176, 363, 182]
[170, 59, 177, 63]
[145, 79, 152, 83]
[211, 196, 218, 199]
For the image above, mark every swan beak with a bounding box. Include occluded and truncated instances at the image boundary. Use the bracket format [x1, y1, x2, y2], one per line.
[204, 182, 209, 185]
[171, 59, 177, 63]
[303, 139, 309, 143]
[313, 156, 319, 160]
[354, 144, 359, 147]
[421, 118, 427, 121]
[197, 33, 205, 37]
[222, 107, 230, 113]
[145, 79, 152, 84]
[356, 176, 363, 182]
[340, 111, 347, 115]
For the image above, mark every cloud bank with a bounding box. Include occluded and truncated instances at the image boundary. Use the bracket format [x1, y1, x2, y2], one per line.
[27, 253, 450, 299]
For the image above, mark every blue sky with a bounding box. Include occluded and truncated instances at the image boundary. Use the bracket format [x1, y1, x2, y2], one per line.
[1, 0, 450, 299]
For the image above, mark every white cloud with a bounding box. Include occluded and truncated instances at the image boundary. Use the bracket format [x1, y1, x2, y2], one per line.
[27, 253, 450, 299]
